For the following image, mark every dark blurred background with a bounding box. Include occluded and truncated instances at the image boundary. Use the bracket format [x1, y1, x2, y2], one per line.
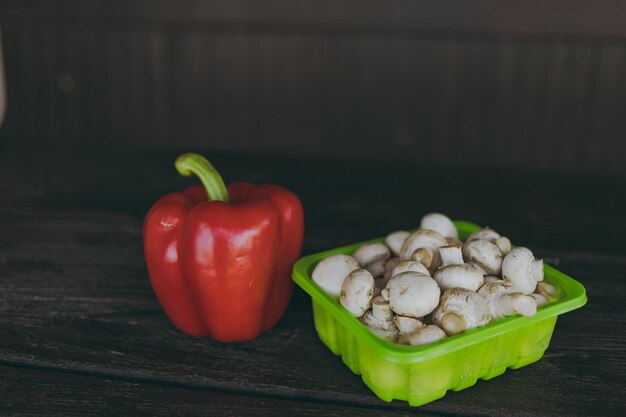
[0, 0, 625, 175]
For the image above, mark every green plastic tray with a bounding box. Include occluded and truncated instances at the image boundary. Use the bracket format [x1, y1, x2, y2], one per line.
[292, 221, 587, 406]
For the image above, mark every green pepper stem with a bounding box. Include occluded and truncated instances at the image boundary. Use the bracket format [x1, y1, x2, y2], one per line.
[175, 153, 230, 203]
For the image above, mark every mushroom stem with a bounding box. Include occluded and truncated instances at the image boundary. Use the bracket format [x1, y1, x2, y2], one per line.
[438, 244, 464, 266]
[483, 276, 504, 285]
[393, 316, 424, 334]
[411, 248, 433, 268]
[440, 311, 466, 336]
[371, 296, 393, 321]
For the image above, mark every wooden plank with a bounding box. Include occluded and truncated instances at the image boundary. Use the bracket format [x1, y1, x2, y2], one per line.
[0, 148, 625, 415]
[0, 208, 624, 415]
[1, 0, 626, 39]
[0, 147, 624, 255]
[0, 366, 428, 417]
[2, 21, 626, 174]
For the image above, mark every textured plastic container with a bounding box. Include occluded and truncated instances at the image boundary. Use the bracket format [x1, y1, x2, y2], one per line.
[292, 221, 587, 406]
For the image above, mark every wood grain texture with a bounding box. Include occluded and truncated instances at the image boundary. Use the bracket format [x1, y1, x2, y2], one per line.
[0, 147, 625, 415]
[1, 366, 429, 417]
[1, 0, 625, 38]
[1, 147, 624, 254]
[1, 4, 626, 174]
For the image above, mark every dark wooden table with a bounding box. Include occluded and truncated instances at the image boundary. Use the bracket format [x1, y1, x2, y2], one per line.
[1, 145, 625, 416]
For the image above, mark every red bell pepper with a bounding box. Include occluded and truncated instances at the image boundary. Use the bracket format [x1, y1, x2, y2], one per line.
[143, 153, 304, 342]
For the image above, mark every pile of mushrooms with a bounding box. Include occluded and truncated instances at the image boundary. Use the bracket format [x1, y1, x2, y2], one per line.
[311, 212, 558, 346]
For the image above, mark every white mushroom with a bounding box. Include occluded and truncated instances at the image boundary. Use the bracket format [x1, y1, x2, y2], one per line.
[466, 227, 500, 242]
[391, 261, 430, 277]
[399, 229, 447, 272]
[433, 263, 484, 291]
[381, 272, 440, 318]
[383, 257, 402, 277]
[502, 247, 544, 294]
[353, 243, 390, 278]
[431, 288, 491, 336]
[433, 245, 484, 291]
[478, 281, 537, 320]
[312, 254, 360, 300]
[376, 258, 402, 290]
[495, 237, 512, 256]
[419, 212, 459, 240]
[360, 310, 399, 342]
[531, 282, 557, 308]
[535, 281, 558, 300]
[371, 295, 393, 321]
[463, 239, 504, 276]
[466, 227, 512, 255]
[398, 324, 447, 346]
[385, 231, 410, 257]
[393, 316, 424, 334]
[531, 293, 549, 308]
[340, 269, 375, 317]
[377, 259, 430, 290]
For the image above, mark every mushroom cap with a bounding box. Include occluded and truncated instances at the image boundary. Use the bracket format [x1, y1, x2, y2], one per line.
[391, 261, 430, 278]
[478, 280, 515, 299]
[463, 239, 503, 276]
[365, 262, 386, 278]
[420, 212, 459, 240]
[502, 247, 543, 294]
[466, 227, 501, 243]
[494, 236, 512, 255]
[340, 269, 375, 317]
[381, 272, 441, 318]
[353, 243, 390, 267]
[360, 311, 399, 342]
[506, 293, 537, 317]
[312, 254, 359, 300]
[531, 293, 549, 308]
[535, 281, 558, 300]
[399, 229, 447, 267]
[433, 263, 484, 291]
[382, 257, 402, 281]
[385, 231, 410, 257]
[432, 288, 491, 335]
[467, 228, 512, 255]
[398, 324, 447, 346]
